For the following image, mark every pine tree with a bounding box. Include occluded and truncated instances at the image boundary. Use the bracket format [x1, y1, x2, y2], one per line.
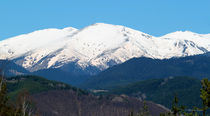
[171, 95, 185, 115]
[0, 67, 37, 116]
[159, 95, 185, 116]
[0, 68, 15, 116]
[137, 101, 150, 116]
[0, 75, 8, 115]
[200, 78, 210, 116]
[128, 101, 150, 116]
[128, 111, 134, 116]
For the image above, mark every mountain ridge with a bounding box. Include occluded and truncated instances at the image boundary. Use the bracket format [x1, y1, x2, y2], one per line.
[108, 76, 202, 109]
[82, 53, 210, 89]
[1, 23, 210, 84]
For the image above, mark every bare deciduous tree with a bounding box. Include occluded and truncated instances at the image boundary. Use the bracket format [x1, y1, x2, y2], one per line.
[16, 90, 36, 116]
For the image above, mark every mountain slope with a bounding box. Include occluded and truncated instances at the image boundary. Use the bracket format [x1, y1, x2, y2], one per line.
[1, 23, 210, 72]
[6, 75, 77, 99]
[32, 90, 168, 116]
[82, 53, 210, 89]
[108, 76, 201, 109]
[1, 23, 210, 84]
[6, 75, 168, 116]
[0, 60, 29, 77]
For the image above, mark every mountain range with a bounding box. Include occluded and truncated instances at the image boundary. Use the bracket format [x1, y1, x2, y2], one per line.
[1, 23, 210, 85]
[82, 53, 210, 89]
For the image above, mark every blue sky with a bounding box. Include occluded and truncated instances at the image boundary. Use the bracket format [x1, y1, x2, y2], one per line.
[0, 0, 210, 40]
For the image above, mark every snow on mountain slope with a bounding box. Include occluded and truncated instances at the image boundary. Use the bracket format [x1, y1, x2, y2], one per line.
[0, 27, 78, 71]
[0, 23, 210, 73]
[0, 27, 78, 59]
[64, 23, 159, 69]
[155, 31, 210, 57]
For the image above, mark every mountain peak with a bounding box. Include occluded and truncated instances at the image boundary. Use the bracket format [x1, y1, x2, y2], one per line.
[62, 27, 78, 32]
[90, 23, 117, 26]
[162, 31, 199, 38]
[1, 23, 210, 73]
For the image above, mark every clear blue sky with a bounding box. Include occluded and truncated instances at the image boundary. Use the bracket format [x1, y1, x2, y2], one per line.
[0, 0, 210, 40]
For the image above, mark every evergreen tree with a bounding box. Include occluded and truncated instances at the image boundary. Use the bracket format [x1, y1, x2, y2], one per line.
[0, 68, 15, 116]
[128, 111, 134, 116]
[200, 78, 210, 116]
[0, 67, 37, 116]
[128, 101, 150, 116]
[137, 101, 150, 116]
[159, 96, 185, 116]
[171, 95, 185, 115]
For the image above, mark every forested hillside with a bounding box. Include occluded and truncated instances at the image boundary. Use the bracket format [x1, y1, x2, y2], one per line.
[109, 76, 201, 109]
[82, 54, 210, 89]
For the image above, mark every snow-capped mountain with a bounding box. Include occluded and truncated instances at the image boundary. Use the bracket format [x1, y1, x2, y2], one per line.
[0, 23, 210, 73]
